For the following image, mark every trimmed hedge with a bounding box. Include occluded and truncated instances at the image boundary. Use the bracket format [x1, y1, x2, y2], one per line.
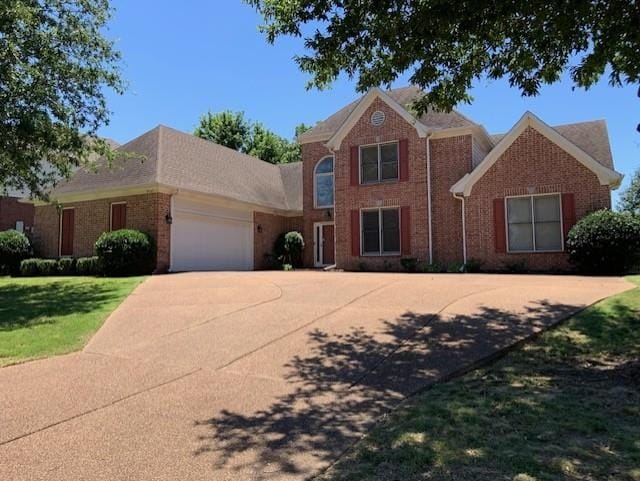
[0, 230, 32, 275]
[273, 231, 305, 267]
[566, 210, 640, 275]
[57, 257, 76, 275]
[76, 256, 102, 276]
[94, 229, 155, 276]
[20, 259, 58, 277]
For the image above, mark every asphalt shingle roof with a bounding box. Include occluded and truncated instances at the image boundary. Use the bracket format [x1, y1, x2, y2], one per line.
[50, 126, 302, 212]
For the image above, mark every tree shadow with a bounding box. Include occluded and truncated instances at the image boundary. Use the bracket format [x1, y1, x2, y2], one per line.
[193, 300, 584, 479]
[0, 281, 121, 331]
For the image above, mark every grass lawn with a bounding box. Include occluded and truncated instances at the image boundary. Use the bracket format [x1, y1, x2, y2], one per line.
[0, 276, 144, 367]
[321, 276, 640, 481]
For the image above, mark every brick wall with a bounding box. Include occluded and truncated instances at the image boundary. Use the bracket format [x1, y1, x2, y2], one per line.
[253, 212, 303, 269]
[302, 141, 335, 267]
[32, 192, 172, 272]
[430, 135, 472, 265]
[0, 196, 35, 232]
[464, 126, 611, 271]
[333, 98, 429, 270]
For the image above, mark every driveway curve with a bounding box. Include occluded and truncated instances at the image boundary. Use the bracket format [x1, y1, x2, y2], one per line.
[0, 272, 631, 480]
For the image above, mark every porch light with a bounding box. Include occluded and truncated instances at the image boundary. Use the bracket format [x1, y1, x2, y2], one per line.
[165, 213, 173, 224]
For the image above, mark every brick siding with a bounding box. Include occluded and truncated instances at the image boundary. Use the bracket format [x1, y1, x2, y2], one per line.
[464, 127, 611, 271]
[0, 196, 34, 232]
[253, 212, 303, 269]
[32, 192, 172, 272]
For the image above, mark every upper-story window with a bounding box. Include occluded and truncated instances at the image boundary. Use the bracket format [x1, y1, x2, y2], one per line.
[360, 141, 399, 184]
[314, 156, 334, 208]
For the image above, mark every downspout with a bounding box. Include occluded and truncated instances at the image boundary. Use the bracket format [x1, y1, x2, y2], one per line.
[452, 192, 467, 266]
[426, 134, 433, 264]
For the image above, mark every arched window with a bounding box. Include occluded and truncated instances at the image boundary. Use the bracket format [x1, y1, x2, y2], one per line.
[314, 156, 334, 208]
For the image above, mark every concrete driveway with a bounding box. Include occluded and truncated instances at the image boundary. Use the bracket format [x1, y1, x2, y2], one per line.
[0, 272, 631, 480]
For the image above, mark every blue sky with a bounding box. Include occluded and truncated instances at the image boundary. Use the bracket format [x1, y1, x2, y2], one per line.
[101, 0, 638, 205]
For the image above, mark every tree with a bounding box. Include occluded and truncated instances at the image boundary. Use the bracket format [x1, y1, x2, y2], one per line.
[193, 110, 250, 151]
[619, 168, 640, 215]
[245, 0, 640, 115]
[1, 0, 124, 198]
[194, 112, 311, 164]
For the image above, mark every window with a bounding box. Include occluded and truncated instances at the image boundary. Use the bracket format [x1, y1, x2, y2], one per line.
[360, 142, 398, 183]
[361, 208, 400, 255]
[110, 203, 127, 230]
[314, 156, 334, 208]
[506, 194, 562, 252]
[15, 221, 24, 233]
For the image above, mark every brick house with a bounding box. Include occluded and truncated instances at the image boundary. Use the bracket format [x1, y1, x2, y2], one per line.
[28, 86, 622, 272]
[0, 193, 34, 234]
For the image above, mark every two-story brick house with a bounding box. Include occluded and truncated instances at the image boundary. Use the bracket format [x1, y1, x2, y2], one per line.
[298, 86, 622, 271]
[27, 85, 622, 272]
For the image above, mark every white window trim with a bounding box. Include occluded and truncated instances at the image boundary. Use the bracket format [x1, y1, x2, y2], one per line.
[360, 206, 401, 256]
[110, 201, 127, 231]
[313, 221, 335, 267]
[505, 193, 564, 254]
[313, 156, 335, 209]
[359, 141, 399, 185]
[58, 207, 75, 257]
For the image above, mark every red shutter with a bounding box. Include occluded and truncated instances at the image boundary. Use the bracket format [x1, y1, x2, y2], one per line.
[350, 146, 359, 186]
[493, 198, 506, 253]
[350, 209, 360, 256]
[60, 209, 74, 256]
[399, 139, 409, 181]
[400, 206, 411, 255]
[111, 204, 127, 231]
[561, 193, 576, 242]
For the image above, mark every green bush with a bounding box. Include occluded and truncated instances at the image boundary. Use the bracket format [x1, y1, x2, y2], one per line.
[504, 259, 528, 273]
[273, 231, 305, 267]
[94, 229, 155, 276]
[76, 256, 102, 276]
[446, 262, 465, 273]
[464, 258, 484, 273]
[566, 210, 640, 275]
[420, 262, 444, 273]
[57, 257, 76, 275]
[0, 229, 32, 275]
[358, 261, 369, 272]
[19, 258, 58, 276]
[400, 257, 418, 273]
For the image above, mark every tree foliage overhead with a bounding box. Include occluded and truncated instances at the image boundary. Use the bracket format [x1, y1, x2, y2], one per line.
[619, 168, 640, 215]
[0, 0, 124, 198]
[245, 0, 640, 114]
[194, 110, 311, 164]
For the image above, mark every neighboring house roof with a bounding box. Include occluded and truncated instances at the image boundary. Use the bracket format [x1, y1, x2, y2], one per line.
[451, 112, 623, 196]
[298, 85, 476, 144]
[49, 126, 302, 213]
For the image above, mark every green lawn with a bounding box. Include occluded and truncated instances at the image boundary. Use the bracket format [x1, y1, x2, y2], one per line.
[0, 276, 144, 367]
[321, 276, 640, 481]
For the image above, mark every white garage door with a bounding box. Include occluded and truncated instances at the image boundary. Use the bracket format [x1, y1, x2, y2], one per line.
[171, 196, 253, 271]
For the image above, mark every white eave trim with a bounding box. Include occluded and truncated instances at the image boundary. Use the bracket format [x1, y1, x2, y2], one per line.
[324, 87, 429, 151]
[450, 111, 624, 196]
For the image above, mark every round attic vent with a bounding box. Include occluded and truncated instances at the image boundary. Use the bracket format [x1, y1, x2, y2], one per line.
[370, 110, 386, 127]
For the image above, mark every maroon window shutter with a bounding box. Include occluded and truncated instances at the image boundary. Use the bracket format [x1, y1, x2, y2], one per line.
[493, 198, 506, 253]
[350, 146, 359, 186]
[350, 209, 360, 256]
[111, 204, 127, 230]
[400, 206, 411, 255]
[399, 139, 409, 181]
[60, 209, 74, 256]
[561, 193, 576, 242]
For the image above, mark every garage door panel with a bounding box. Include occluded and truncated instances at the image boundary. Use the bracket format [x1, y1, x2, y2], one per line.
[171, 197, 253, 272]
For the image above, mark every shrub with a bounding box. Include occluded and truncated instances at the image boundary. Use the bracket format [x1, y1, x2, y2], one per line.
[383, 260, 395, 272]
[0, 229, 32, 275]
[446, 262, 465, 273]
[400, 257, 418, 273]
[57, 257, 76, 275]
[94, 229, 155, 276]
[19, 258, 58, 276]
[282, 263, 293, 271]
[273, 231, 305, 267]
[75, 256, 103, 276]
[358, 261, 369, 272]
[566, 210, 640, 275]
[420, 262, 444, 273]
[504, 259, 528, 273]
[464, 258, 484, 273]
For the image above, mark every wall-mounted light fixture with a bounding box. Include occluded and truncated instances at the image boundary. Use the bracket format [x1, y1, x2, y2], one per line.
[325, 210, 332, 220]
[165, 213, 173, 224]
[257, 224, 263, 233]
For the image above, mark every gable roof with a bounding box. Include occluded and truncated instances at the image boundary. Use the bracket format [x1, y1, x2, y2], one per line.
[298, 85, 477, 146]
[451, 112, 623, 196]
[48, 126, 302, 212]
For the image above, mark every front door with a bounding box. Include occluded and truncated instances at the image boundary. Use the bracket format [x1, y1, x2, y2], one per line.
[60, 208, 74, 256]
[314, 222, 335, 267]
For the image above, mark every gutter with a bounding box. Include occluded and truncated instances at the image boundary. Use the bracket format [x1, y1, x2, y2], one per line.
[426, 134, 433, 264]
[452, 192, 467, 266]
